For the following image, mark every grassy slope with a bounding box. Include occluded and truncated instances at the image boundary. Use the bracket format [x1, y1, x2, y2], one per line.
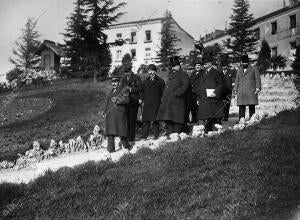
[0, 72, 169, 162]
[0, 108, 299, 219]
[0, 79, 111, 161]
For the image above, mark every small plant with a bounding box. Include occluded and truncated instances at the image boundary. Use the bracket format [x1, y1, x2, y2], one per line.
[270, 54, 287, 71]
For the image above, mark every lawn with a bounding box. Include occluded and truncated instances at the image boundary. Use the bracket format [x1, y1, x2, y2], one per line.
[0, 79, 111, 162]
[0, 108, 299, 219]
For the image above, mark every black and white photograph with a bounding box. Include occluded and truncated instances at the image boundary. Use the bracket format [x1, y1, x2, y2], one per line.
[0, 0, 300, 219]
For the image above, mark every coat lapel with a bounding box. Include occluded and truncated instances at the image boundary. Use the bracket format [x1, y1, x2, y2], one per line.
[191, 71, 201, 81]
[126, 74, 134, 86]
[202, 68, 213, 82]
[243, 66, 251, 76]
[146, 76, 158, 88]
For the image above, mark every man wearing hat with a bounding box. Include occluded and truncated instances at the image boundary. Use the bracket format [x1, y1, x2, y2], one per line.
[157, 56, 190, 136]
[140, 64, 165, 139]
[121, 62, 143, 142]
[233, 54, 261, 120]
[187, 57, 204, 123]
[220, 55, 236, 121]
[102, 72, 132, 153]
[196, 52, 225, 133]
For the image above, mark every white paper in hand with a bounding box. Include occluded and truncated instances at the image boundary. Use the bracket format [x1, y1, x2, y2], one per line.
[206, 89, 215, 97]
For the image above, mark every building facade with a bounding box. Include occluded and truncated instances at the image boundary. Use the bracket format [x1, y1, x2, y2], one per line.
[201, 1, 300, 70]
[104, 17, 194, 72]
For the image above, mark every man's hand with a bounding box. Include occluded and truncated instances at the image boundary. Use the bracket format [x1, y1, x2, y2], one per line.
[138, 99, 143, 105]
[197, 100, 199, 106]
[233, 90, 237, 96]
[254, 88, 261, 95]
[102, 111, 106, 118]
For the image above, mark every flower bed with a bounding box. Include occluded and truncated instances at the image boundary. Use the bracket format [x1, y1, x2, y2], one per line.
[0, 98, 53, 126]
[0, 125, 105, 170]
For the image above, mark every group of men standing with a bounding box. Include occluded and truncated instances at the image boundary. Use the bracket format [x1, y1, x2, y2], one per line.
[103, 53, 261, 153]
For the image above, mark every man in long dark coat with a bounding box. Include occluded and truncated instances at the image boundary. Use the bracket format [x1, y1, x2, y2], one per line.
[157, 56, 190, 136]
[141, 64, 165, 139]
[233, 54, 261, 119]
[121, 64, 143, 142]
[102, 73, 132, 153]
[220, 56, 236, 121]
[196, 55, 225, 133]
[187, 58, 204, 123]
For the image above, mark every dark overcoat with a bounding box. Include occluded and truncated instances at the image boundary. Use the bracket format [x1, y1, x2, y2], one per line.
[222, 68, 236, 94]
[196, 67, 225, 120]
[234, 65, 261, 106]
[157, 69, 190, 124]
[220, 68, 236, 100]
[188, 70, 203, 109]
[141, 75, 165, 121]
[121, 73, 143, 106]
[103, 85, 129, 137]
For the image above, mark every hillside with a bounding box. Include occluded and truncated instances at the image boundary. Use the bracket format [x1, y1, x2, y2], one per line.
[0, 107, 299, 219]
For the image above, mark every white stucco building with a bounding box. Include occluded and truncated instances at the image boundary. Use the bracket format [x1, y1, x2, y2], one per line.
[104, 17, 195, 72]
[200, 0, 300, 70]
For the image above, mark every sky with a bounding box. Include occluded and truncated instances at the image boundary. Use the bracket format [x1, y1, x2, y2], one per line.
[0, 0, 284, 81]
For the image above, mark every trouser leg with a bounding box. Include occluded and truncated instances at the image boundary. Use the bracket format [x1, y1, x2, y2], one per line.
[191, 107, 198, 123]
[174, 123, 184, 134]
[120, 136, 132, 150]
[142, 121, 150, 139]
[128, 104, 138, 141]
[224, 96, 231, 120]
[204, 118, 216, 133]
[166, 121, 174, 135]
[239, 105, 246, 119]
[152, 121, 159, 138]
[107, 136, 115, 153]
[249, 105, 255, 118]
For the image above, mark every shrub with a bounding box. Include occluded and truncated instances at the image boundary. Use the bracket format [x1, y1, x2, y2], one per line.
[0, 82, 12, 93]
[6, 68, 22, 82]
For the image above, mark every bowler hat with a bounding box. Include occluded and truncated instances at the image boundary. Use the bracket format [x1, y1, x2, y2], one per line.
[194, 57, 203, 65]
[202, 52, 214, 64]
[169, 56, 181, 67]
[110, 68, 124, 80]
[123, 62, 132, 72]
[220, 55, 229, 67]
[148, 64, 157, 71]
[241, 54, 249, 63]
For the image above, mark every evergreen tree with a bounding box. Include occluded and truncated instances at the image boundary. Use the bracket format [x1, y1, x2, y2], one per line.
[9, 17, 41, 70]
[156, 10, 181, 69]
[63, 0, 88, 74]
[291, 45, 300, 73]
[227, 0, 257, 59]
[83, 0, 126, 81]
[257, 39, 271, 74]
